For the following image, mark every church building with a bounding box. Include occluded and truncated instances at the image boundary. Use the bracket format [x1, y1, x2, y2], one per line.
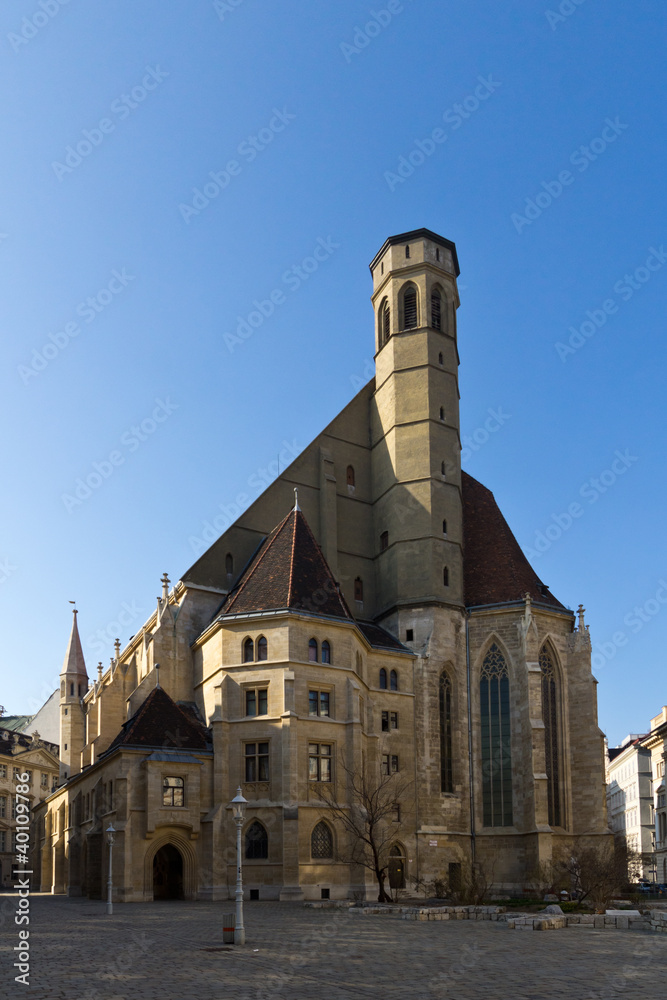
[32, 229, 610, 901]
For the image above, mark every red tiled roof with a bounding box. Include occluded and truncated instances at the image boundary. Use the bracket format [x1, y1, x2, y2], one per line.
[104, 686, 209, 753]
[220, 506, 353, 621]
[461, 471, 565, 610]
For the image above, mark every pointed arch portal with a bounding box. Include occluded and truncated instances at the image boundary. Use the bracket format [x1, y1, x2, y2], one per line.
[153, 843, 184, 900]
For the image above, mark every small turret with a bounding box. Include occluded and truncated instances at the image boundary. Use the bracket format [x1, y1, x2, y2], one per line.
[59, 607, 88, 779]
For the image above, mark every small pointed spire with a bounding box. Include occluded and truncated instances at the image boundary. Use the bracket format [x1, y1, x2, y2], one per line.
[97, 662, 103, 681]
[293, 487, 300, 512]
[155, 662, 160, 689]
[161, 572, 170, 600]
[61, 604, 88, 683]
[114, 638, 121, 660]
[577, 604, 586, 631]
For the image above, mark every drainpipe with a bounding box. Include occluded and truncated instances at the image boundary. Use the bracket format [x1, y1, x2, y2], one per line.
[466, 616, 475, 865]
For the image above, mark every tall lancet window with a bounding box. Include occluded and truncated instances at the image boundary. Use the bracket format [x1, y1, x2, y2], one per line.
[540, 645, 561, 827]
[480, 644, 513, 827]
[379, 299, 390, 346]
[439, 672, 453, 793]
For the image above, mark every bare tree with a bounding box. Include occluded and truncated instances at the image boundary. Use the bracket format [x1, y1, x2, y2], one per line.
[315, 749, 413, 902]
[552, 836, 634, 910]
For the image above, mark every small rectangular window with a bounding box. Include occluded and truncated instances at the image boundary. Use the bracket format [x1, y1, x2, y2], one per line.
[245, 742, 269, 782]
[405, 629, 413, 641]
[245, 688, 268, 717]
[380, 531, 388, 551]
[391, 712, 398, 730]
[309, 743, 332, 782]
[162, 776, 184, 807]
[41, 772, 49, 788]
[309, 691, 331, 717]
[0, 796, 5, 818]
[382, 754, 399, 775]
[381, 711, 389, 732]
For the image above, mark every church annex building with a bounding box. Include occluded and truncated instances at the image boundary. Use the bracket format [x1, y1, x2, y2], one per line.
[33, 229, 610, 902]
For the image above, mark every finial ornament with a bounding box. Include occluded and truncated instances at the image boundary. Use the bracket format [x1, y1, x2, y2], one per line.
[155, 662, 161, 689]
[293, 487, 300, 511]
[161, 572, 170, 600]
[69, 600, 77, 615]
[98, 662, 103, 680]
[114, 638, 121, 660]
[577, 604, 586, 631]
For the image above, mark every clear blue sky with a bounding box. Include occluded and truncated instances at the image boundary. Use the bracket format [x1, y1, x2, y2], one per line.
[1, 0, 665, 747]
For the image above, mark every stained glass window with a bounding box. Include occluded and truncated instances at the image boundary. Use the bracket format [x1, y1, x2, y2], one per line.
[480, 644, 513, 827]
[540, 645, 561, 827]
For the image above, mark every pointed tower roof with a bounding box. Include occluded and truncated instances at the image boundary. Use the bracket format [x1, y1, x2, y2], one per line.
[60, 609, 88, 680]
[220, 504, 353, 620]
[461, 471, 565, 610]
[104, 686, 209, 754]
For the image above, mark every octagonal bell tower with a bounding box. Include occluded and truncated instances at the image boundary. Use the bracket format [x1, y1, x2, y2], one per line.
[368, 228, 462, 619]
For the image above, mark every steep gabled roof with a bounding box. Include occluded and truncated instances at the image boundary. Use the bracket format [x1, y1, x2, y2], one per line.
[104, 686, 209, 754]
[219, 505, 353, 621]
[462, 471, 566, 611]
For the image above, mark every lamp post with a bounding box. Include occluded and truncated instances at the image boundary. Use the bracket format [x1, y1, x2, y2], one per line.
[231, 788, 247, 945]
[106, 824, 115, 915]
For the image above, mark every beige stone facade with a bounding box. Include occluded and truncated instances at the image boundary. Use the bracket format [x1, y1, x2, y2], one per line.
[32, 229, 611, 902]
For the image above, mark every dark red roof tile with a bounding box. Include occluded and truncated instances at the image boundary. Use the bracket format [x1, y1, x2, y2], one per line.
[220, 506, 353, 620]
[104, 686, 209, 754]
[462, 471, 565, 610]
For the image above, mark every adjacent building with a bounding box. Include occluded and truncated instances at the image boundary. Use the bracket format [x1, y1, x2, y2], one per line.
[32, 229, 611, 902]
[642, 707, 667, 884]
[0, 727, 59, 887]
[606, 735, 655, 878]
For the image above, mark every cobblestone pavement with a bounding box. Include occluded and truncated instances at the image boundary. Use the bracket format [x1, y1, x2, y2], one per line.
[2, 894, 666, 1000]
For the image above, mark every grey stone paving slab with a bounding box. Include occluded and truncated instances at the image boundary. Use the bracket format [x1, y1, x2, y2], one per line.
[1, 894, 665, 1000]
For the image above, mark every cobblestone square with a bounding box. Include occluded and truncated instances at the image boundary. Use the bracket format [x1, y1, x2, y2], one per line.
[2, 895, 666, 1000]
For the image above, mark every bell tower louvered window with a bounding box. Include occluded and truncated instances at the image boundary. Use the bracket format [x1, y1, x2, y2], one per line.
[540, 645, 561, 827]
[431, 289, 442, 330]
[403, 288, 417, 330]
[480, 643, 513, 827]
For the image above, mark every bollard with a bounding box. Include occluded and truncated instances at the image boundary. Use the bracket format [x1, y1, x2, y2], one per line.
[223, 913, 236, 944]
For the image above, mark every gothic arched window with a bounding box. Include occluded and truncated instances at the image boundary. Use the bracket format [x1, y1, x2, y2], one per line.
[379, 668, 387, 690]
[431, 289, 442, 330]
[379, 298, 390, 346]
[439, 672, 453, 793]
[308, 638, 318, 662]
[245, 820, 268, 859]
[540, 645, 561, 827]
[321, 640, 331, 664]
[346, 465, 355, 487]
[243, 637, 254, 663]
[390, 669, 398, 691]
[257, 636, 268, 661]
[480, 643, 513, 827]
[403, 287, 417, 329]
[311, 821, 333, 859]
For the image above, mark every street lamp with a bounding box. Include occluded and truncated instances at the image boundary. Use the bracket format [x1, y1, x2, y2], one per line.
[106, 824, 115, 916]
[231, 788, 247, 945]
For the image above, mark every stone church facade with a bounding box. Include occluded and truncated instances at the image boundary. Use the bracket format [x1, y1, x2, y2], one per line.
[33, 228, 610, 901]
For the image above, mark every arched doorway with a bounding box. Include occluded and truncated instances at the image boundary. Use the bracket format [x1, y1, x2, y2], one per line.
[153, 844, 184, 900]
[388, 845, 406, 890]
